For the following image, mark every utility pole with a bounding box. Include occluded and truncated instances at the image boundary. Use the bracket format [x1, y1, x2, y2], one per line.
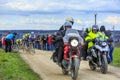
[112, 25, 115, 31]
[112, 25, 115, 41]
[95, 13, 97, 25]
[112, 25, 115, 35]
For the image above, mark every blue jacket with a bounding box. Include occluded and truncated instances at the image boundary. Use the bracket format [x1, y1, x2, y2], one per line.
[5, 33, 15, 40]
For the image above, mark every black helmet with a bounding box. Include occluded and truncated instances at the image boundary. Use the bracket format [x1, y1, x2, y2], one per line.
[13, 32, 17, 35]
[100, 25, 106, 32]
[85, 28, 89, 33]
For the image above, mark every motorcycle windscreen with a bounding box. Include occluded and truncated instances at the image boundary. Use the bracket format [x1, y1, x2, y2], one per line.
[95, 45, 109, 52]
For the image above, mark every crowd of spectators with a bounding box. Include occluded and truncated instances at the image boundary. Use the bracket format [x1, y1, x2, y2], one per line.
[34, 34, 54, 51]
[0, 32, 55, 51]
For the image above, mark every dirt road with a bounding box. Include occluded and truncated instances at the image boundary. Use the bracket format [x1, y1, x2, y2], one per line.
[20, 50, 120, 80]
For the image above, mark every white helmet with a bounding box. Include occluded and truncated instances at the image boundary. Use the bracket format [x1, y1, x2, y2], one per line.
[31, 32, 34, 34]
[65, 17, 74, 23]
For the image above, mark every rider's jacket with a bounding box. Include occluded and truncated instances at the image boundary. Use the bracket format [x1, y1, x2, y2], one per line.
[63, 28, 83, 44]
[16, 39, 22, 44]
[29, 34, 36, 39]
[85, 30, 108, 49]
[23, 34, 28, 39]
[23, 34, 29, 41]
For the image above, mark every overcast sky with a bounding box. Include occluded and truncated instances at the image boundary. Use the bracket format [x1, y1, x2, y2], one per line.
[0, 0, 120, 30]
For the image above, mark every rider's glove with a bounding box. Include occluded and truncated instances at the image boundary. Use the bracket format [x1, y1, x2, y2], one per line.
[92, 38, 97, 43]
[107, 38, 113, 42]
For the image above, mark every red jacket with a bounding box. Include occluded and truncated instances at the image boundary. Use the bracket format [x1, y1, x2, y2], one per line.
[2, 37, 6, 45]
[47, 35, 52, 45]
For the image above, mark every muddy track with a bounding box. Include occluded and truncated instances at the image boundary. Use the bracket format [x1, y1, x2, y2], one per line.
[20, 50, 120, 80]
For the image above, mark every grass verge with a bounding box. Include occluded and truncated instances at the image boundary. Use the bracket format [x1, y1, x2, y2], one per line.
[110, 47, 120, 67]
[0, 49, 42, 80]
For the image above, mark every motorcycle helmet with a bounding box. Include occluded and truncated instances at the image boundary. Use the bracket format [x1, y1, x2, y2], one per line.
[100, 25, 106, 32]
[64, 21, 72, 28]
[65, 17, 74, 24]
[92, 25, 99, 32]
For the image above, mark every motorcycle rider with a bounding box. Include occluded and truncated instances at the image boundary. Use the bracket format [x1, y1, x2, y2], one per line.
[85, 25, 109, 60]
[85, 25, 100, 60]
[100, 25, 107, 36]
[52, 32, 63, 63]
[81, 27, 90, 60]
[106, 30, 114, 63]
[52, 17, 74, 66]
[63, 21, 84, 61]
[59, 17, 74, 31]
[100, 25, 114, 63]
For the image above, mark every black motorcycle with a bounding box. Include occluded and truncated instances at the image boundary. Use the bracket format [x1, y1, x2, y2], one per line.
[87, 36, 109, 74]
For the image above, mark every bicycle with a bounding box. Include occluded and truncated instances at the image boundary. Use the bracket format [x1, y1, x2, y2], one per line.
[11, 43, 19, 53]
[21, 39, 26, 52]
[24, 40, 35, 54]
[28, 41, 35, 54]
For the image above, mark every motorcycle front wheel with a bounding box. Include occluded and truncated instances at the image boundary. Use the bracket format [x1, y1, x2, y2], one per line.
[71, 58, 80, 80]
[100, 54, 108, 74]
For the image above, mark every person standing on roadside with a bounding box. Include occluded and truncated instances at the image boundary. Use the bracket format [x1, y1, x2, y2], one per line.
[5, 32, 17, 52]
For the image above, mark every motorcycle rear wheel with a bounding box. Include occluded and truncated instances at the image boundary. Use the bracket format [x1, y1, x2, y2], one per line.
[89, 61, 96, 70]
[62, 68, 69, 75]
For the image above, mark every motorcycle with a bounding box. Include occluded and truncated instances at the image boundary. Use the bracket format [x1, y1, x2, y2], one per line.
[87, 36, 109, 74]
[61, 36, 81, 80]
[51, 32, 82, 80]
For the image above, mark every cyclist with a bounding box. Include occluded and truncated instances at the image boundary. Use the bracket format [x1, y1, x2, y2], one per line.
[29, 32, 36, 48]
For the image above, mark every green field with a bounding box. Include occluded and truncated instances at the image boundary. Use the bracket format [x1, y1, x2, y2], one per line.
[0, 49, 42, 80]
[110, 47, 120, 67]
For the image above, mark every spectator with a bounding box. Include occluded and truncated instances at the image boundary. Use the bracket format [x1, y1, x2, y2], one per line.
[5, 31, 11, 36]
[5, 32, 17, 52]
[47, 34, 53, 51]
[100, 25, 114, 63]
[36, 35, 42, 49]
[1, 34, 6, 49]
[42, 35, 47, 50]
[107, 30, 115, 63]
[38, 35, 43, 49]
